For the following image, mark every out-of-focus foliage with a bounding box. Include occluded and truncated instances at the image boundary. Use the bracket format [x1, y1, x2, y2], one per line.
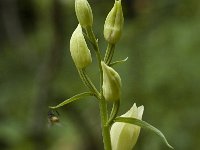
[0, 0, 199, 150]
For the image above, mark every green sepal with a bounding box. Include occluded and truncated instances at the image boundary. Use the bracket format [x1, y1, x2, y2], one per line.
[110, 57, 128, 66]
[114, 117, 174, 149]
[49, 92, 94, 109]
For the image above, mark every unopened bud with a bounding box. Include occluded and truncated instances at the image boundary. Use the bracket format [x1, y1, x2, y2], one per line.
[101, 61, 121, 102]
[110, 103, 144, 150]
[104, 0, 124, 44]
[70, 24, 92, 69]
[75, 0, 93, 28]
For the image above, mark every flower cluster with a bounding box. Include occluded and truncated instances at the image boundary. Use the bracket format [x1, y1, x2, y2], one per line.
[69, 0, 143, 149]
[51, 1, 173, 150]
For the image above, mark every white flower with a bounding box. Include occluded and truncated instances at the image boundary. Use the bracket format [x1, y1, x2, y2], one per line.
[104, 0, 124, 44]
[70, 24, 92, 69]
[75, 0, 93, 28]
[110, 103, 144, 150]
[101, 61, 121, 102]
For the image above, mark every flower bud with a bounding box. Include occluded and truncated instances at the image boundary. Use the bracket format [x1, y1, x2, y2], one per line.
[75, 0, 93, 28]
[104, 0, 124, 44]
[110, 103, 144, 150]
[70, 24, 92, 69]
[101, 61, 121, 102]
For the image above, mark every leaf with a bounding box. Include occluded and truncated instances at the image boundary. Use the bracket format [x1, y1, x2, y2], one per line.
[110, 57, 128, 66]
[114, 117, 174, 149]
[49, 92, 94, 109]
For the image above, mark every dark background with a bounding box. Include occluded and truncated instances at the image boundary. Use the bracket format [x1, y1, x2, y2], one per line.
[0, 0, 200, 149]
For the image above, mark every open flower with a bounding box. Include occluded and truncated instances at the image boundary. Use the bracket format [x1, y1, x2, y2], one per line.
[110, 103, 144, 150]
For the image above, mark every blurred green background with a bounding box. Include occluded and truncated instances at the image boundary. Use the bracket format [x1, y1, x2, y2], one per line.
[0, 0, 200, 149]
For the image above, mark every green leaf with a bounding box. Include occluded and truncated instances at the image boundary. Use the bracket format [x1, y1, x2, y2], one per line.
[49, 92, 94, 109]
[110, 57, 128, 67]
[114, 117, 174, 149]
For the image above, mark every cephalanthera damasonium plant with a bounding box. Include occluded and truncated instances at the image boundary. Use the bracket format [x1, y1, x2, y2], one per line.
[49, 0, 174, 149]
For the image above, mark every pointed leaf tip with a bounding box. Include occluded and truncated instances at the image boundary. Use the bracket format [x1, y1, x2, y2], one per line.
[110, 57, 128, 66]
[114, 117, 174, 149]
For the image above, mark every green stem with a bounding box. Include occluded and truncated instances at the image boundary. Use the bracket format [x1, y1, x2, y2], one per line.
[104, 43, 115, 65]
[85, 26, 112, 150]
[80, 69, 100, 98]
[107, 101, 120, 126]
[99, 98, 112, 150]
[85, 27, 102, 91]
[78, 69, 90, 88]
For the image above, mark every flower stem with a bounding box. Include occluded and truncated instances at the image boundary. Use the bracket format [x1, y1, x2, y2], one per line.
[107, 101, 120, 126]
[99, 98, 112, 150]
[78, 69, 100, 98]
[86, 26, 112, 150]
[104, 43, 115, 65]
